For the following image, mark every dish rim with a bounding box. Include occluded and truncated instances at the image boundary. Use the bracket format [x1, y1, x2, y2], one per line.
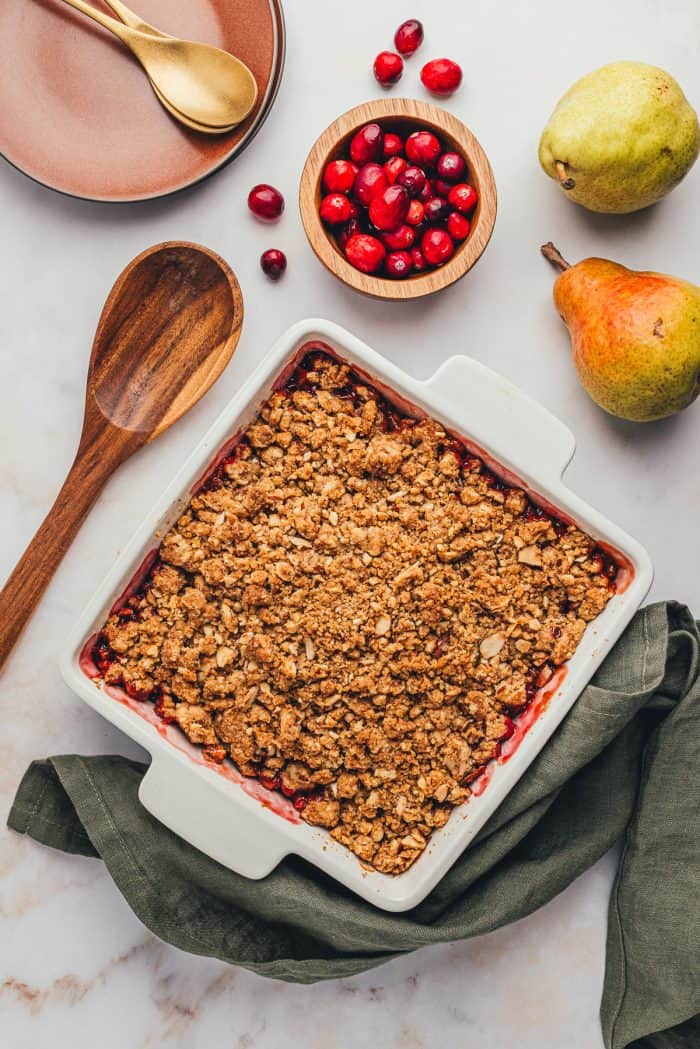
[60, 318, 653, 911]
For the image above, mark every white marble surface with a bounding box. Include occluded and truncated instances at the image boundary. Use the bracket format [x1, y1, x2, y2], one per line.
[1, 0, 699, 1045]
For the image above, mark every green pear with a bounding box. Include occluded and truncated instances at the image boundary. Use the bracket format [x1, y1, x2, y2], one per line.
[539, 62, 700, 213]
[541, 243, 700, 421]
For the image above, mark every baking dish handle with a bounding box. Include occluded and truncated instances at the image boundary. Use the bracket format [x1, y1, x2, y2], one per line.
[138, 750, 287, 880]
[424, 355, 576, 483]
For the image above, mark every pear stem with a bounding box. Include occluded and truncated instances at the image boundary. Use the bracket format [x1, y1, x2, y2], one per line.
[555, 161, 576, 190]
[541, 242, 571, 272]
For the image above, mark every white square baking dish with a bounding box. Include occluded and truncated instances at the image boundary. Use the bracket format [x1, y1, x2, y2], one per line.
[61, 319, 653, 912]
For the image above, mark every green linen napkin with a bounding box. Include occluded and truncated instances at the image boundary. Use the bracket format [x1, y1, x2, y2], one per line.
[8, 601, 700, 1048]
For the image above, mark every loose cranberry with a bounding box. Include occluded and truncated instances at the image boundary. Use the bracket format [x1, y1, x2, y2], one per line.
[394, 18, 424, 56]
[424, 196, 450, 224]
[406, 199, 425, 225]
[384, 156, 408, 184]
[349, 123, 383, 164]
[344, 233, 386, 274]
[373, 51, 404, 86]
[421, 227, 455, 266]
[448, 182, 478, 213]
[354, 162, 388, 205]
[433, 178, 453, 198]
[323, 159, 358, 194]
[437, 151, 467, 182]
[320, 192, 353, 225]
[447, 211, 470, 241]
[397, 165, 427, 198]
[248, 183, 285, 221]
[411, 246, 426, 272]
[260, 249, 287, 280]
[405, 130, 441, 168]
[383, 132, 403, 158]
[382, 223, 415, 251]
[421, 58, 463, 96]
[418, 177, 433, 203]
[369, 184, 410, 231]
[338, 216, 362, 251]
[385, 250, 413, 278]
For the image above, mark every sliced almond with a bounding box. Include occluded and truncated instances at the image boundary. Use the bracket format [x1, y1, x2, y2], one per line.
[304, 637, 316, 660]
[216, 645, 234, 668]
[518, 544, 542, 567]
[480, 631, 505, 659]
[328, 510, 339, 526]
[375, 614, 392, 637]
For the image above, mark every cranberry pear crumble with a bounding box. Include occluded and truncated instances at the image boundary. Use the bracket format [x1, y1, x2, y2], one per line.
[92, 347, 618, 874]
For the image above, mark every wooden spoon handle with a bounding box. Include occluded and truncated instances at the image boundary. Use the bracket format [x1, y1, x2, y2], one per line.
[0, 426, 140, 673]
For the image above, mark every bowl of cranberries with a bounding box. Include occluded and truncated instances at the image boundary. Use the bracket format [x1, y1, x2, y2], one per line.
[300, 98, 496, 299]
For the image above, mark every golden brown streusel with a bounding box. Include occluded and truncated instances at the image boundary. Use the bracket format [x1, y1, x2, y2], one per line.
[96, 350, 616, 874]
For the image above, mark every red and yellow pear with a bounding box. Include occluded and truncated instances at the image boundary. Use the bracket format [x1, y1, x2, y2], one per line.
[542, 243, 700, 421]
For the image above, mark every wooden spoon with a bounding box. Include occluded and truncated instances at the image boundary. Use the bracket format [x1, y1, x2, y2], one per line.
[0, 242, 243, 673]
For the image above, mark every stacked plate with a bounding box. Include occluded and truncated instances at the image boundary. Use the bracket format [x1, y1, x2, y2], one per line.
[0, 0, 285, 201]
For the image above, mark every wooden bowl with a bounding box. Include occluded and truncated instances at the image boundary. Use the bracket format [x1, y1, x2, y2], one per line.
[299, 99, 497, 300]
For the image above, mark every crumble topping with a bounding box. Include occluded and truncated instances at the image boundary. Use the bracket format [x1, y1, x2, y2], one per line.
[94, 348, 617, 874]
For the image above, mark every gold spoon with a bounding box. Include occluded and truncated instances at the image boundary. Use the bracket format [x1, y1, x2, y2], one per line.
[58, 0, 258, 131]
[101, 0, 240, 134]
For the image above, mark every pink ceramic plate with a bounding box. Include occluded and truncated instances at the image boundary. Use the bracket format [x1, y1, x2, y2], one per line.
[0, 0, 285, 202]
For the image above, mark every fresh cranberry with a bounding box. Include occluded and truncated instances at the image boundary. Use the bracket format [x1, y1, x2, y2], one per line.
[405, 130, 441, 168]
[447, 211, 470, 241]
[323, 159, 358, 194]
[354, 162, 387, 205]
[418, 177, 433, 203]
[344, 233, 386, 273]
[248, 183, 284, 221]
[424, 196, 450, 224]
[384, 156, 408, 184]
[385, 250, 413, 278]
[383, 132, 403, 158]
[260, 249, 287, 280]
[338, 217, 362, 252]
[433, 178, 453, 198]
[320, 192, 353, 225]
[437, 151, 466, 182]
[382, 223, 415, 251]
[373, 51, 404, 86]
[394, 18, 424, 56]
[397, 165, 427, 198]
[369, 184, 410, 231]
[448, 182, 478, 213]
[421, 58, 463, 96]
[421, 227, 455, 266]
[346, 199, 360, 219]
[411, 247, 426, 272]
[406, 199, 425, 225]
[349, 123, 383, 164]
